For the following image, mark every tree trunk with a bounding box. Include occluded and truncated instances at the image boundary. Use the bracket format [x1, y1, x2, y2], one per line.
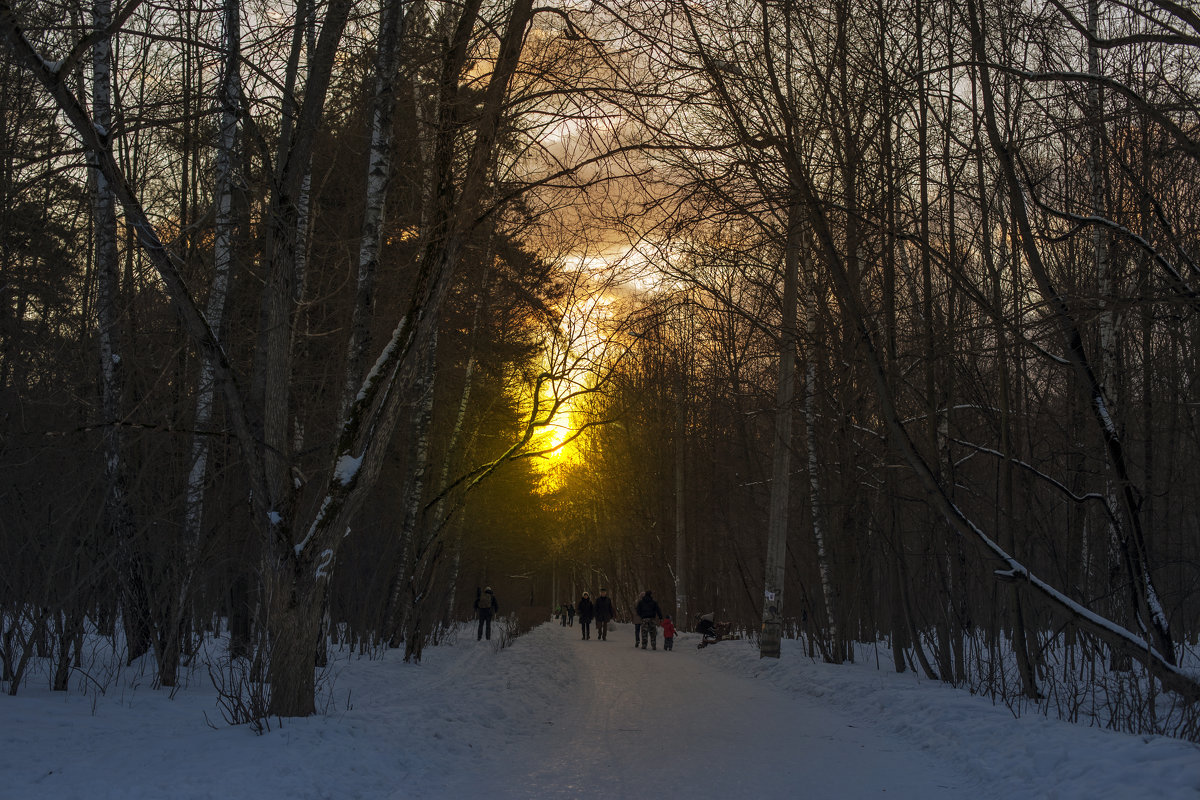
[674, 398, 687, 624]
[396, 331, 440, 658]
[805, 351, 841, 664]
[175, 0, 241, 688]
[91, 0, 151, 666]
[340, 0, 408, 418]
[265, 562, 325, 717]
[978, 91, 1040, 700]
[759, 205, 800, 659]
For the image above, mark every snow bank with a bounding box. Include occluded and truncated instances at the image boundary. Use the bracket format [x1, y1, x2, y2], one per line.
[1, 623, 1196, 799]
[700, 636, 1200, 800]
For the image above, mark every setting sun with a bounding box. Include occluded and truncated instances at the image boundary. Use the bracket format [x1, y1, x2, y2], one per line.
[525, 372, 584, 492]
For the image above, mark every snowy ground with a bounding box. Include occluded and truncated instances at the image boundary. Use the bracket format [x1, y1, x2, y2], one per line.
[2, 620, 1198, 799]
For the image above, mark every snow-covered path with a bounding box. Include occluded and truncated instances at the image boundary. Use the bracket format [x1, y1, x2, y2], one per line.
[3, 619, 1198, 799]
[439, 622, 983, 799]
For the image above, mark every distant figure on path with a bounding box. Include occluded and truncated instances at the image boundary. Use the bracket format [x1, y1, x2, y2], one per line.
[661, 615, 676, 651]
[635, 590, 663, 650]
[594, 588, 615, 641]
[561, 603, 568, 626]
[476, 587, 498, 641]
[577, 592, 594, 640]
[567, 602, 576, 626]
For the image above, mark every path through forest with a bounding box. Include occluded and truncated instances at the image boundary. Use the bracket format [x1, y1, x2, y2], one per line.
[438, 621, 990, 799]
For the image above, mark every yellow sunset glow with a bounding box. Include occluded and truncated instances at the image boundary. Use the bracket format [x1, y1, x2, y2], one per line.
[527, 373, 583, 493]
[521, 244, 644, 492]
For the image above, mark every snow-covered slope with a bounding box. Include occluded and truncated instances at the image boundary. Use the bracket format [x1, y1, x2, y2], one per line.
[1, 622, 1196, 799]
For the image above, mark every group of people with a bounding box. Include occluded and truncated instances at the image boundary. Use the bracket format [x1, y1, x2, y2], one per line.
[475, 585, 694, 651]
[632, 589, 677, 650]
[563, 588, 678, 650]
[568, 588, 617, 640]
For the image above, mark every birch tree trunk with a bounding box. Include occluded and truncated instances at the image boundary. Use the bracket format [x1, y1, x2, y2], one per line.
[1085, 0, 1130, 669]
[434, 258, 496, 627]
[970, 65, 1040, 698]
[405, 256, 493, 641]
[804, 327, 840, 664]
[91, 0, 150, 666]
[398, 331, 439, 662]
[916, 0, 955, 683]
[439, 348, 478, 625]
[265, 0, 534, 710]
[177, 0, 241, 680]
[380, 0, 480, 651]
[759, 206, 800, 659]
[332, 0, 417, 654]
[340, 0, 408, 418]
[304, 0, 409, 670]
[674, 398, 687, 624]
[876, 9, 910, 675]
[1088, 0, 1116, 397]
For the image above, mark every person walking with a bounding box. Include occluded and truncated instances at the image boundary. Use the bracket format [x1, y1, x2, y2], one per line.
[567, 602, 576, 627]
[476, 587, 498, 641]
[594, 588, 615, 641]
[577, 592, 595, 640]
[635, 590, 663, 650]
[661, 615, 677, 651]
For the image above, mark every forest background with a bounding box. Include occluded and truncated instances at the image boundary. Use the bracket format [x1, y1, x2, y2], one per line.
[1, 0, 1199, 740]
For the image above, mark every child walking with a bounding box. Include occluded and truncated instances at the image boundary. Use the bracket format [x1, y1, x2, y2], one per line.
[661, 615, 677, 651]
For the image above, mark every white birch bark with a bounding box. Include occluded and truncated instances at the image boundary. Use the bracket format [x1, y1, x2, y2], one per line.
[397, 336, 439, 660]
[436, 269, 490, 624]
[1086, 0, 1134, 662]
[174, 0, 241, 674]
[90, 0, 148, 664]
[92, 0, 119, 493]
[414, 0, 450, 237]
[438, 348, 477, 624]
[759, 208, 800, 659]
[674, 400, 687, 624]
[804, 342, 840, 662]
[341, 0, 408, 417]
[380, 0, 533, 649]
[1089, 0, 1116, 399]
[183, 0, 240, 575]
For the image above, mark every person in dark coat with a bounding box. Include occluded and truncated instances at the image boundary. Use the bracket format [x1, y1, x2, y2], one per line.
[567, 602, 576, 626]
[593, 588, 615, 641]
[476, 587, 498, 641]
[635, 590, 663, 650]
[577, 592, 595, 640]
